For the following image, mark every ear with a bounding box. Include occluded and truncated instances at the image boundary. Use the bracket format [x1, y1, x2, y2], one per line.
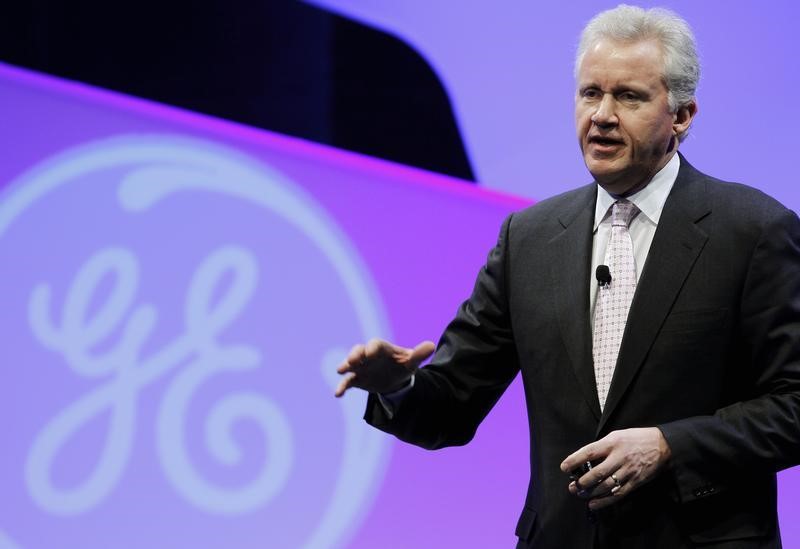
[673, 99, 698, 137]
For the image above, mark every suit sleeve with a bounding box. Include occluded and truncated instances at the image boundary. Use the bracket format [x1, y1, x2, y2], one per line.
[364, 214, 521, 450]
[659, 206, 800, 502]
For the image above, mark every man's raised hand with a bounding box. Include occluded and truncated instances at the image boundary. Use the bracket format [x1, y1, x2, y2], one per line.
[334, 339, 436, 397]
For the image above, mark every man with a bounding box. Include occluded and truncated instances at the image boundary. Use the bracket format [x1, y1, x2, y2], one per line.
[335, 5, 800, 548]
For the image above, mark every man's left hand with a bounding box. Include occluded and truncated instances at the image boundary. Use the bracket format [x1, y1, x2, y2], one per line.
[559, 427, 671, 510]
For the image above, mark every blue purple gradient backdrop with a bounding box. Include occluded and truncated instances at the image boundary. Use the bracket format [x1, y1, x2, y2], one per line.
[0, 64, 529, 548]
[306, 0, 800, 206]
[2, 1, 800, 547]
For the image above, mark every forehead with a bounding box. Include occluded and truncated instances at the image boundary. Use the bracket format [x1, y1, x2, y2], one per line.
[577, 39, 666, 88]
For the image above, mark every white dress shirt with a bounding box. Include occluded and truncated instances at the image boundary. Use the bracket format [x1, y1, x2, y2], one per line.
[589, 153, 680, 323]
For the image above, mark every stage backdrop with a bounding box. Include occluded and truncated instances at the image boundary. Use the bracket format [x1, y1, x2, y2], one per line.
[1, 62, 798, 549]
[306, 0, 800, 205]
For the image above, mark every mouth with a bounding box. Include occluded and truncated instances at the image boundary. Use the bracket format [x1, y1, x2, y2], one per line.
[588, 135, 625, 148]
[587, 135, 625, 154]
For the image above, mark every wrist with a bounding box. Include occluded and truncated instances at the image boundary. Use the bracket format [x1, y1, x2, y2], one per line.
[656, 427, 672, 464]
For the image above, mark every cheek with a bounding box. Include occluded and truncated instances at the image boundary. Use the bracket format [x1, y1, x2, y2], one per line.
[575, 111, 590, 138]
[636, 114, 674, 142]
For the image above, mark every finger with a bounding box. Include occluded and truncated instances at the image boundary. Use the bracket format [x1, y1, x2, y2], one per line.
[409, 340, 436, 365]
[586, 467, 633, 508]
[575, 449, 627, 491]
[366, 338, 418, 367]
[365, 338, 391, 360]
[577, 464, 607, 491]
[560, 440, 609, 473]
[334, 372, 357, 398]
[576, 464, 619, 494]
[336, 360, 351, 375]
[574, 452, 627, 495]
[584, 470, 625, 499]
[576, 478, 610, 499]
[337, 351, 360, 373]
[588, 480, 631, 510]
[340, 344, 366, 373]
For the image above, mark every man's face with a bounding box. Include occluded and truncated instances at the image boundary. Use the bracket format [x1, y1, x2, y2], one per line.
[575, 39, 691, 195]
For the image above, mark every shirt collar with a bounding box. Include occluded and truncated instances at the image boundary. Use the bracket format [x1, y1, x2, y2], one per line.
[593, 153, 680, 231]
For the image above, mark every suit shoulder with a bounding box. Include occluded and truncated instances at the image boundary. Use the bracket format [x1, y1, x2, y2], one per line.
[509, 184, 595, 228]
[704, 175, 797, 224]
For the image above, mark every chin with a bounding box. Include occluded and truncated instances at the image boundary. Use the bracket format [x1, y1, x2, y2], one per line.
[585, 159, 621, 181]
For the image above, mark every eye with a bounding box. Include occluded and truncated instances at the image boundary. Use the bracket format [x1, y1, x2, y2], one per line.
[581, 88, 601, 100]
[618, 91, 640, 102]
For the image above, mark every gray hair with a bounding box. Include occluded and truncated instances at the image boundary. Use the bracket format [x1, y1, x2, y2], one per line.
[575, 5, 700, 140]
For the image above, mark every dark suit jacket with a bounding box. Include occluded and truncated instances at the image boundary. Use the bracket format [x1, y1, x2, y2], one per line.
[365, 156, 800, 548]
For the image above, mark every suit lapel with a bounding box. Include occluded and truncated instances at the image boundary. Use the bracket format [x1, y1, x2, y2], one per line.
[597, 157, 712, 433]
[548, 184, 601, 420]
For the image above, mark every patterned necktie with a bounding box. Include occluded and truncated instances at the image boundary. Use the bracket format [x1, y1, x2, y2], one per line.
[593, 200, 639, 411]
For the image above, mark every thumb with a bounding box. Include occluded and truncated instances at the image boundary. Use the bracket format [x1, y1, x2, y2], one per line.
[409, 340, 436, 366]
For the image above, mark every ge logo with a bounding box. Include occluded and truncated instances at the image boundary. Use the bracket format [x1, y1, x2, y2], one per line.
[0, 136, 390, 548]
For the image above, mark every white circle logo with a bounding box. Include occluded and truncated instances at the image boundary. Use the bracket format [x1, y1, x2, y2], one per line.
[0, 135, 390, 548]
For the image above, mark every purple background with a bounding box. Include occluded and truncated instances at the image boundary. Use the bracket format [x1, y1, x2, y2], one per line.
[0, 64, 529, 548]
[307, 0, 800, 207]
[2, 1, 800, 544]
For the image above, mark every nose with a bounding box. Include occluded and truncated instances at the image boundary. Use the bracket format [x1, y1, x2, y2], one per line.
[591, 94, 618, 128]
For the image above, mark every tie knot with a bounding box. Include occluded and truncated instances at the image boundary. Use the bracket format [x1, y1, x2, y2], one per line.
[612, 200, 638, 227]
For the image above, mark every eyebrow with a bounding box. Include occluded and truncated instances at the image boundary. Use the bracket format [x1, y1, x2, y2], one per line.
[578, 83, 652, 96]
